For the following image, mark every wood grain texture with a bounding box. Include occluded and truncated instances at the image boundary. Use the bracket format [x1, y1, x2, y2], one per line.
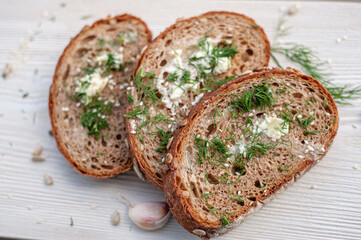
[0, 1, 360, 239]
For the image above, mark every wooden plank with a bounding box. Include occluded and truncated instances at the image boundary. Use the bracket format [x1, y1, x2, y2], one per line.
[0, 0, 360, 239]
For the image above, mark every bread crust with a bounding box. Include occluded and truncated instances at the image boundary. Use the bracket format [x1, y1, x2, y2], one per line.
[49, 14, 152, 178]
[164, 68, 339, 238]
[127, 11, 271, 189]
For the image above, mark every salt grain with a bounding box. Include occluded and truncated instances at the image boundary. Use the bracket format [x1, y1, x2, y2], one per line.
[130, 131, 136, 134]
[353, 165, 359, 169]
[352, 124, 357, 129]
[336, 38, 341, 43]
[310, 185, 316, 189]
[342, 35, 348, 40]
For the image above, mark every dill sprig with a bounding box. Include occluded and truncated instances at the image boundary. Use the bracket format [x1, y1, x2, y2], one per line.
[155, 128, 171, 153]
[220, 211, 233, 228]
[271, 14, 361, 104]
[231, 83, 275, 113]
[80, 99, 113, 138]
[296, 115, 316, 135]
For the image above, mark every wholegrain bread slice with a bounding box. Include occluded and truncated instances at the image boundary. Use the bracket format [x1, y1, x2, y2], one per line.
[126, 11, 271, 189]
[164, 68, 339, 238]
[49, 15, 152, 178]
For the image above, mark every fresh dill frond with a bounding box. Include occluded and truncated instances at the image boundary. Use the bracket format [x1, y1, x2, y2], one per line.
[211, 137, 228, 154]
[212, 45, 238, 58]
[132, 68, 159, 104]
[98, 38, 106, 46]
[231, 83, 275, 113]
[220, 211, 233, 228]
[200, 192, 215, 205]
[155, 128, 171, 153]
[296, 115, 316, 135]
[166, 72, 179, 82]
[278, 164, 292, 172]
[271, 14, 361, 104]
[105, 53, 124, 72]
[200, 76, 235, 92]
[123, 105, 146, 119]
[194, 135, 209, 164]
[80, 99, 113, 138]
[127, 94, 134, 104]
[245, 142, 276, 161]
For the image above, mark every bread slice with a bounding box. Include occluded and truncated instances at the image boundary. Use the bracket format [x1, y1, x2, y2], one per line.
[164, 68, 339, 238]
[126, 11, 271, 189]
[49, 15, 152, 178]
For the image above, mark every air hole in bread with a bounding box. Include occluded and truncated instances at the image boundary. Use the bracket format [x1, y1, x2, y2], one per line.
[101, 139, 107, 147]
[233, 165, 246, 176]
[81, 35, 97, 43]
[160, 59, 167, 67]
[236, 200, 245, 206]
[163, 72, 169, 79]
[246, 49, 254, 56]
[77, 48, 89, 58]
[115, 144, 120, 149]
[248, 196, 257, 201]
[91, 164, 100, 170]
[241, 40, 248, 45]
[324, 105, 332, 114]
[190, 182, 200, 197]
[101, 165, 114, 170]
[106, 27, 117, 32]
[155, 172, 163, 180]
[255, 180, 265, 188]
[207, 173, 219, 184]
[240, 65, 245, 72]
[165, 39, 172, 47]
[292, 92, 303, 98]
[256, 112, 264, 118]
[206, 123, 217, 137]
[116, 134, 122, 140]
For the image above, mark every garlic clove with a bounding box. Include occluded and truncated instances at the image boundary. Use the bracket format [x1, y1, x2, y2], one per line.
[129, 201, 170, 230]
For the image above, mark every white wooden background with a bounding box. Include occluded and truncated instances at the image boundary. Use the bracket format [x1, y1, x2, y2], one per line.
[1, 0, 361, 239]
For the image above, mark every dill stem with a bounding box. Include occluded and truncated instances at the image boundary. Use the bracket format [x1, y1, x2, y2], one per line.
[271, 52, 284, 70]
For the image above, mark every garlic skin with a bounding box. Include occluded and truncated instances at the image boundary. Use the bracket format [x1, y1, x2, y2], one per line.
[129, 201, 170, 230]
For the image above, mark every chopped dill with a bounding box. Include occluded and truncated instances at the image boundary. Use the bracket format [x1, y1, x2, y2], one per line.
[80, 99, 113, 138]
[231, 83, 275, 113]
[155, 128, 171, 153]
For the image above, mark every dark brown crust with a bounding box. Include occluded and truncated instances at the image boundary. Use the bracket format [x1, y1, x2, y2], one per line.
[49, 14, 152, 178]
[126, 11, 271, 189]
[164, 68, 339, 238]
